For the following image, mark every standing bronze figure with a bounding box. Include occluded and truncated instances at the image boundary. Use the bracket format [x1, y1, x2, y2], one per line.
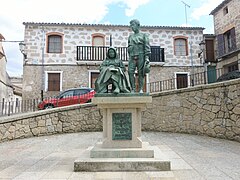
[128, 19, 151, 93]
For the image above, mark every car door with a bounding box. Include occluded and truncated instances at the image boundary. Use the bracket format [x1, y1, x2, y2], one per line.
[57, 90, 74, 107]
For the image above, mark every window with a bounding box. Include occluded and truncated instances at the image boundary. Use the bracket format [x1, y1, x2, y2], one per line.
[217, 27, 236, 56]
[74, 89, 89, 96]
[48, 73, 60, 91]
[45, 71, 63, 92]
[59, 90, 74, 98]
[174, 37, 188, 56]
[175, 73, 189, 89]
[150, 46, 165, 62]
[92, 33, 105, 46]
[90, 71, 100, 89]
[205, 39, 215, 62]
[227, 63, 238, 73]
[47, 33, 63, 53]
[92, 34, 105, 60]
[223, 6, 228, 15]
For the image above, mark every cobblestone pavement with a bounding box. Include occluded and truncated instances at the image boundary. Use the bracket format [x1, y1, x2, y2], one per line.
[0, 132, 239, 180]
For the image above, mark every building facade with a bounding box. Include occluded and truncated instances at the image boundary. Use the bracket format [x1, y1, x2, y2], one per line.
[0, 34, 14, 102]
[210, 0, 240, 72]
[22, 22, 205, 100]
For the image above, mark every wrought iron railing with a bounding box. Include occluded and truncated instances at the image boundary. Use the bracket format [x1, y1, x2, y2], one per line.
[76, 46, 165, 62]
[147, 68, 237, 93]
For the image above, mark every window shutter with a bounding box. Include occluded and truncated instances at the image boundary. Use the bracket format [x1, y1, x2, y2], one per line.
[230, 27, 236, 51]
[217, 34, 224, 57]
[150, 46, 161, 62]
[48, 73, 60, 91]
[205, 39, 215, 62]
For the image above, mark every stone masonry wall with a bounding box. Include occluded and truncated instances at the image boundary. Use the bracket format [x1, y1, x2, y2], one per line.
[0, 104, 102, 143]
[142, 79, 240, 142]
[23, 64, 204, 100]
[213, 0, 240, 49]
[1, 79, 239, 143]
[25, 23, 203, 66]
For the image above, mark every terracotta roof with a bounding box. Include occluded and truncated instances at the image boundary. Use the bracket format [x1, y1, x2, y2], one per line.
[23, 22, 205, 30]
[210, 0, 231, 15]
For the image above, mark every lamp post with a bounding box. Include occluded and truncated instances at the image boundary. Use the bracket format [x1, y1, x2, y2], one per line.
[199, 40, 207, 83]
[19, 42, 27, 60]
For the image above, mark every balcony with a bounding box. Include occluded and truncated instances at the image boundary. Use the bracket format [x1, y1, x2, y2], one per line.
[76, 46, 164, 62]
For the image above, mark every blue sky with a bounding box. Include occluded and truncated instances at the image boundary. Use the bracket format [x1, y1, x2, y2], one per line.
[0, 0, 223, 77]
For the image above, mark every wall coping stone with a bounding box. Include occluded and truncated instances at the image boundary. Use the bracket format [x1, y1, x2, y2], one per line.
[151, 78, 240, 97]
[0, 103, 96, 124]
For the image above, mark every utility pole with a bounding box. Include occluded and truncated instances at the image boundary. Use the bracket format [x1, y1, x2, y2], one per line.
[181, 1, 190, 26]
[181, 1, 194, 86]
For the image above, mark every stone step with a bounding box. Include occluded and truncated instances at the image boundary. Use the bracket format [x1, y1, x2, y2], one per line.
[74, 158, 171, 172]
[90, 142, 154, 158]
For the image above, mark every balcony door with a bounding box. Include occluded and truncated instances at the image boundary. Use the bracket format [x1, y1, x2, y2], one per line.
[92, 34, 105, 60]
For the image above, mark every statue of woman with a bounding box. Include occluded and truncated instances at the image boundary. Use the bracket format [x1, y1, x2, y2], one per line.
[95, 47, 130, 94]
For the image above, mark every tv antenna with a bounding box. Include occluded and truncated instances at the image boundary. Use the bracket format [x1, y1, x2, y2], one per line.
[181, 1, 190, 26]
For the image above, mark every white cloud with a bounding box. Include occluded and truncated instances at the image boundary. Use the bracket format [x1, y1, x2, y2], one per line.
[121, 0, 150, 16]
[191, 0, 222, 20]
[0, 0, 150, 76]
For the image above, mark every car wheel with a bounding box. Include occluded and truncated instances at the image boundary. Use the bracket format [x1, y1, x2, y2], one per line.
[44, 104, 54, 109]
[86, 99, 92, 103]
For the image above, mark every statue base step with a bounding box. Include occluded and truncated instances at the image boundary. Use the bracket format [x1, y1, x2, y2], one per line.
[74, 143, 171, 172]
[90, 142, 154, 158]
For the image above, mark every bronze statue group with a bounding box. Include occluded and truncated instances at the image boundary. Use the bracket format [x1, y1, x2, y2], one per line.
[95, 19, 151, 94]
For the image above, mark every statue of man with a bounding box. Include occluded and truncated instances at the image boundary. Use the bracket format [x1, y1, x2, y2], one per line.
[128, 19, 151, 93]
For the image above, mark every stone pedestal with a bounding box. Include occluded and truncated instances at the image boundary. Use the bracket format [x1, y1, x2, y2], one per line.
[94, 95, 151, 149]
[74, 94, 171, 172]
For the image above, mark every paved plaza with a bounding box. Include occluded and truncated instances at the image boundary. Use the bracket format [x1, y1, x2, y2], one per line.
[0, 132, 240, 180]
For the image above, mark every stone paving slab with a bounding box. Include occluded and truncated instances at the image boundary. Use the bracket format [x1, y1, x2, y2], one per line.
[0, 132, 239, 179]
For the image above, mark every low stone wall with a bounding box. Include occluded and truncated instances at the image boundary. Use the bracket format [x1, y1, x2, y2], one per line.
[0, 104, 102, 142]
[0, 79, 239, 143]
[142, 79, 240, 142]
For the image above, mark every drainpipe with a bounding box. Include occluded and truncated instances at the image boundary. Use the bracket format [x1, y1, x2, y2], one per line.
[41, 27, 45, 101]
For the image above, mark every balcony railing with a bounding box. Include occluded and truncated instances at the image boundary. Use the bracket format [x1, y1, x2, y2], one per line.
[76, 46, 165, 62]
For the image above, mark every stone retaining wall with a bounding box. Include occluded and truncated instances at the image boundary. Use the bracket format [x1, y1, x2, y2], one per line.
[0, 104, 102, 142]
[142, 79, 240, 142]
[0, 79, 239, 143]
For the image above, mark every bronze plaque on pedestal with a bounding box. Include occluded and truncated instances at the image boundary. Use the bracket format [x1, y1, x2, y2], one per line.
[112, 113, 132, 140]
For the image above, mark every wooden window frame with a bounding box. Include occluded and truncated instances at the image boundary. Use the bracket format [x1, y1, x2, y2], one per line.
[44, 71, 63, 92]
[173, 36, 188, 56]
[46, 32, 64, 53]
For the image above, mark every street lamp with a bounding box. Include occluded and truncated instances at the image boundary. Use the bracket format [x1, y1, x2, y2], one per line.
[199, 40, 208, 84]
[199, 40, 205, 63]
[19, 42, 27, 59]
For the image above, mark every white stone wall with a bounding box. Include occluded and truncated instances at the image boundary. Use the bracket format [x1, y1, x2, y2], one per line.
[0, 40, 8, 101]
[23, 23, 204, 100]
[24, 23, 203, 66]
